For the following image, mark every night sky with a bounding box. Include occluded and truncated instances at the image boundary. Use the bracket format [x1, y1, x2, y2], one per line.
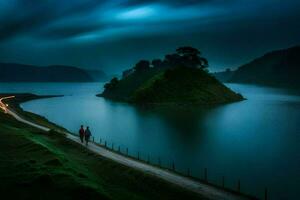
[0, 0, 299, 73]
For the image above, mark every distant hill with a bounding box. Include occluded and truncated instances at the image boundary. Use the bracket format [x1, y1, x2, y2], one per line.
[211, 69, 235, 82]
[0, 63, 106, 82]
[100, 47, 243, 105]
[229, 46, 300, 88]
[86, 69, 108, 82]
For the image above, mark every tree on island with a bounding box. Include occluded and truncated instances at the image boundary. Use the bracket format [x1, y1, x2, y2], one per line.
[176, 46, 208, 69]
[164, 54, 182, 68]
[176, 46, 200, 56]
[152, 59, 163, 69]
[104, 46, 209, 91]
[104, 77, 119, 90]
[122, 68, 134, 78]
[133, 47, 208, 72]
[134, 60, 150, 72]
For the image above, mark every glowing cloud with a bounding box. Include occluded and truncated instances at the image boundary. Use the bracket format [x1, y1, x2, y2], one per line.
[116, 5, 156, 20]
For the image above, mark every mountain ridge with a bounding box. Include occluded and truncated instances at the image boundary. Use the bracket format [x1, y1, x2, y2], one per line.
[212, 46, 300, 88]
[0, 62, 107, 82]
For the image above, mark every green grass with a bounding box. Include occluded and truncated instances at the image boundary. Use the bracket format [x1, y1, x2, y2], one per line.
[101, 67, 243, 105]
[0, 108, 205, 200]
[100, 68, 163, 101]
[131, 67, 244, 104]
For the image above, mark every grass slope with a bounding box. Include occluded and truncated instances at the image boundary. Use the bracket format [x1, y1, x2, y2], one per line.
[131, 67, 243, 104]
[100, 68, 163, 101]
[0, 110, 205, 200]
[101, 67, 243, 105]
[229, 46, 300, 88]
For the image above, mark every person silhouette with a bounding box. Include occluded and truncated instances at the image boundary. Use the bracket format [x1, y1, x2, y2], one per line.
[79, 125, 85, 143]
[84, 126, 92, 146]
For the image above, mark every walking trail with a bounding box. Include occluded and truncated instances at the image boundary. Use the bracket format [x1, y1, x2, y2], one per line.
[0, 96, 252, 200]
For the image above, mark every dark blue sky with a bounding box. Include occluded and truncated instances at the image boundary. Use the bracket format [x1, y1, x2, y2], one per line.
[0, 0, 299, 73]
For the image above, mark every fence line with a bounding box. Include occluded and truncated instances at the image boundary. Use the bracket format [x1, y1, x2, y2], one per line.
[89, 136, 263, 200]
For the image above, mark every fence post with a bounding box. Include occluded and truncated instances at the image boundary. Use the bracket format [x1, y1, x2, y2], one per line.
[99, 138, 101, 144]
[204, 168, 208, 182]
[237, 180, 241, 193]
[222, 176, 225, 189]
[137, 152, 140, 160]
[264, 188, 268, 200]
[105, 141, 107, 147]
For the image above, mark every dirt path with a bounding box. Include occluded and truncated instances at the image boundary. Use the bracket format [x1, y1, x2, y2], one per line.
[0, 96, 252, 200]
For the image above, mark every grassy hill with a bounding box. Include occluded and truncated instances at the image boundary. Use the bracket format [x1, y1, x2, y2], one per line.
[229, 46, 300, 88]
[100, 67, 243, 105]
[100, 47, 243, 105]
[131, 67, 243, 104]
[0, 97, 204, 200]
[0, 63, 107, 82]
[99, 68, 163, 101]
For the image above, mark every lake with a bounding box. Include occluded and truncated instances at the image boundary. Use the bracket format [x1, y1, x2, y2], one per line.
[0, 82, 299, 199]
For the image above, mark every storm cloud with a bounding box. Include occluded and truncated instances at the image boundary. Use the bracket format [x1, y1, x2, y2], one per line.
[0, 0, 299, 73]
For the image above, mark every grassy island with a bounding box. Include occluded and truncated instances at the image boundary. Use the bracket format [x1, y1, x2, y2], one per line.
[100, 47, 243, 104]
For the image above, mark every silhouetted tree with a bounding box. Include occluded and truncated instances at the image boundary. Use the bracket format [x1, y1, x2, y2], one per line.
[104, 82, 112, 90]
[111, 77, 119, 85]
[176, 46, 200, 56]
[152, 59, 163, 68]
[134, 60, 150, 72]
[104, 77, 119, 90]
[191, 56, 208, 69]
[176, 46, 208, 69]
[122, 69, 134, 78]
[164, 54, 182, 68]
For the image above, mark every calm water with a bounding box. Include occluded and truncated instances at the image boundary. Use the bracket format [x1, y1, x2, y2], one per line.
[1, 82, 299, 199]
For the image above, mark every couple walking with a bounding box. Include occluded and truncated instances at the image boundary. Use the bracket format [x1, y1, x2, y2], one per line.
[79, 125, 92, 146]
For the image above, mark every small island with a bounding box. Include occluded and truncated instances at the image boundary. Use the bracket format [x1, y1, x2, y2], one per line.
[99, 47, 244, 104]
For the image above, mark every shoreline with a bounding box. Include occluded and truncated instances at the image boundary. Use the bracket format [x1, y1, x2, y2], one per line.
[0, 93, 257, 200]
[97, 93, 245, 106]
[0, 93, 67, 132]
